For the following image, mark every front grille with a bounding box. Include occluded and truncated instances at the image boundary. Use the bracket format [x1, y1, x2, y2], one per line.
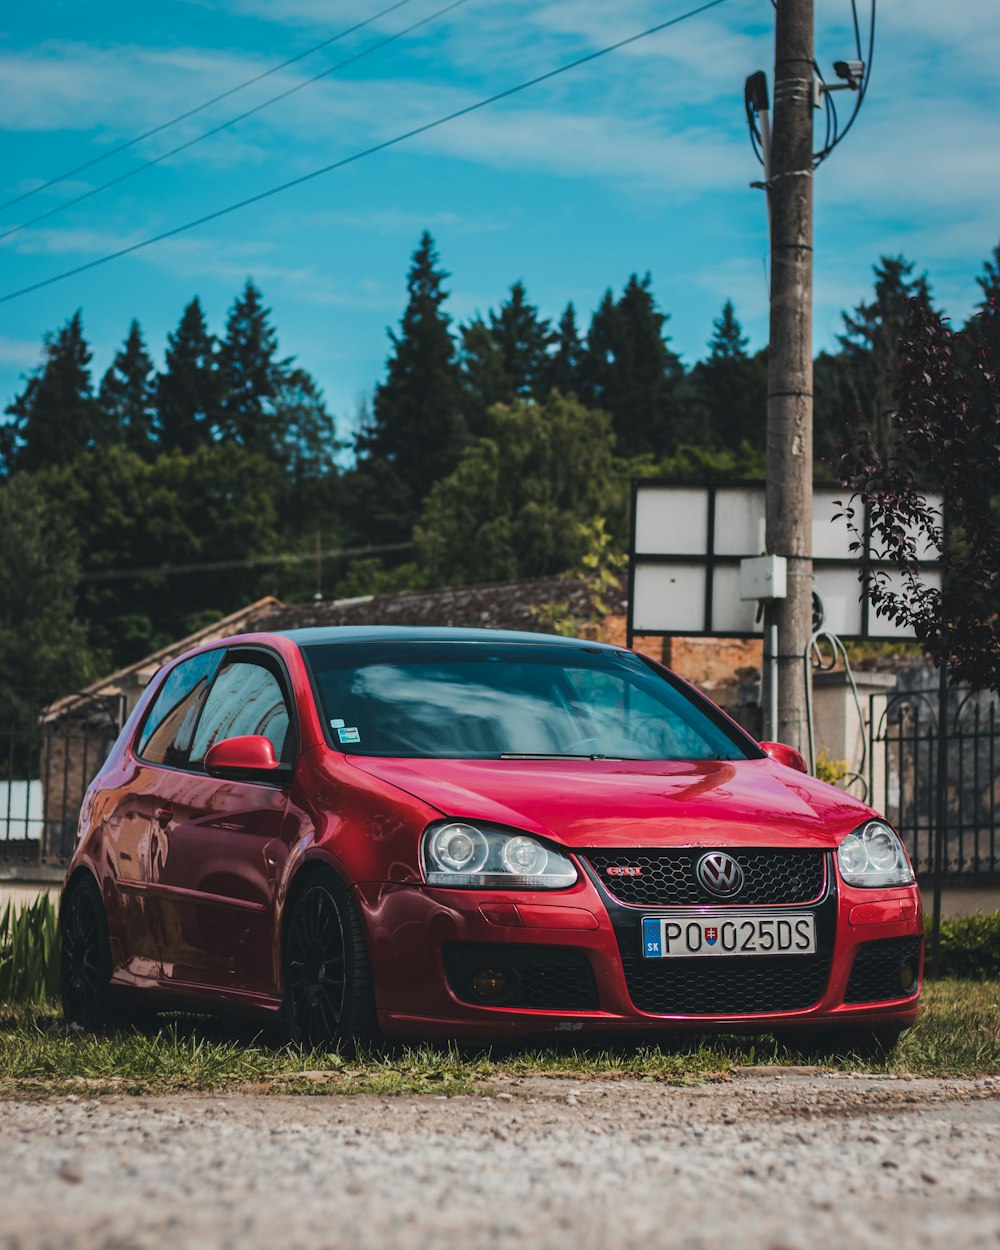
[442, 943, 599, 1011]
[845, 937, 923, 1004]
[616, 944, 829, 1015]
[585, 849, 826, 907]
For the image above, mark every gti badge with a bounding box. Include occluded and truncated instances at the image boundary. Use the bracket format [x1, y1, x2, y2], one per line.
[696, 851, 744, 897]
[606, 865, 643, 877]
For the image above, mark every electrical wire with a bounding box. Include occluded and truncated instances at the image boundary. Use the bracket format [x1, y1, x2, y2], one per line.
[0, 0, 473, 244]
[0, 0, 419, 214]
[813, 0, 875, 166]
[0, 0, 730, 307]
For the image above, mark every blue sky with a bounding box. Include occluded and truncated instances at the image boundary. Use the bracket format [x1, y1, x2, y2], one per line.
[1, 0, 998, 445]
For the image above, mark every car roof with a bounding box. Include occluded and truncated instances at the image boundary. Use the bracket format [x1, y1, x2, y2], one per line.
[274, 625, 624, 650]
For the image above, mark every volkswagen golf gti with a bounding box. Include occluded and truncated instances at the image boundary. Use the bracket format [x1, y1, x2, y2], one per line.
[61, 627, 923, 1050]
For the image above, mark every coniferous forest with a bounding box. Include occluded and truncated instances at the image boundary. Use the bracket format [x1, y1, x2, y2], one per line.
[1, 230, 998, 700]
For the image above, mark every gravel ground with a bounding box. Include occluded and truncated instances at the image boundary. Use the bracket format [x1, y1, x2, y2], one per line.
[3, 1074, 1000, 1250]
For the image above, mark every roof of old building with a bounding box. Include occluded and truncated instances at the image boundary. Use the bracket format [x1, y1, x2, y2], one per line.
[44, 576, 626, 722]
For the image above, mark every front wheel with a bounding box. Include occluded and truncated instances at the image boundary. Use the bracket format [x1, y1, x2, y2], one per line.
[282, 873, 377, 1053]
[60, 875, 113, 1029]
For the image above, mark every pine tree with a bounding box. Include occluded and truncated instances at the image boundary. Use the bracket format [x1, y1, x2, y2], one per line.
[968, 240, 1000, 362]
[816, 256, 935, 456]
[582, 274, 684, 458]
[688, 302, 766, 449]
[545, 302, 584, 397]
[157, 298, 219, 454]
[355, 232, 464, 537]
[488, 281, 552, 399]
[708, 300, 749, 361]
[2, 312, 104, 473]
[98, 320, 157, 457]
[459, 318, 513, 435]
[217, 280, 285, 459]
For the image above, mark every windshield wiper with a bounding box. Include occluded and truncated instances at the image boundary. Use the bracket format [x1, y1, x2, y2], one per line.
[499, 752, 620, 760]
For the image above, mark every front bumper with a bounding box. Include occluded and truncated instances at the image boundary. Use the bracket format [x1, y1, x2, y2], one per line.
[355, 854, 923, 1041]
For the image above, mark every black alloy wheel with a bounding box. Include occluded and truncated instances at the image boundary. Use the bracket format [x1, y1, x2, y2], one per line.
[283, 874, 376, 1053]
[60, 875, 113, 1029]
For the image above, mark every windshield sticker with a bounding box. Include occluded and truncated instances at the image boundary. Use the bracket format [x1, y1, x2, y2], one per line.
[329, 718, 345, 729]
[337, 726, 361, 745]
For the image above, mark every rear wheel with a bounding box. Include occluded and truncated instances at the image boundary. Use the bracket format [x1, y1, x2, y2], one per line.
[282, 873, 376, 1053]
[60, 875, 113, 1030]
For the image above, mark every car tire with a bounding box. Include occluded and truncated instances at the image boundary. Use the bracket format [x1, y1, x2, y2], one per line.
[282, 872, 377, 1053]
[60, 874, 114, 1030]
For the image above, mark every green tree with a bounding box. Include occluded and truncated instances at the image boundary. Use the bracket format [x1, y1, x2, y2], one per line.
[0, 475, 91, 718]
[687, 301, 767, 448]
[2, 312, 105, 474]
[544, 302, 584, 397]
[967, 240, 1000, 362]
[98, 320, 157, 458]
[416, 392, 619, 585]
[157, 297, 219, 454]
[355, 232, 464, 538]
[458, 317, 512, 435]
[488, 281, 553, 399]
[44, 445, 281, 668]
[815, 256, 935, 459]
[582, 275, 684, 459]
[217, 280, 285, 460]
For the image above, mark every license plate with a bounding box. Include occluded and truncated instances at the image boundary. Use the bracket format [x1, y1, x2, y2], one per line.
[641, 914, 816, 958]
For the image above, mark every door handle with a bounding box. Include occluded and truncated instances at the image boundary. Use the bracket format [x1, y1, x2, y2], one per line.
[153, 806, 173, 828]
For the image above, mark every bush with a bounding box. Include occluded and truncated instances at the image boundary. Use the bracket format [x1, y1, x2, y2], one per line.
[0, 892, 60, 1003]
[927, 910, 1000, 979]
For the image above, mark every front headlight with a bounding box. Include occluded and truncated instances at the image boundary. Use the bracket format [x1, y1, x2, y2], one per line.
[837, 821, 915, 888]
[422, 821, 578, 889]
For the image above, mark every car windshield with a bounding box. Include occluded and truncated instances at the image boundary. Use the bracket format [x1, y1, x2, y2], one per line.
[302, 641, 751, 762]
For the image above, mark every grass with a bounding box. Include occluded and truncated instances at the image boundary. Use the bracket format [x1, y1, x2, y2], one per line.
[2, 892, 998, 1094]
[0, 978, 997, 1098]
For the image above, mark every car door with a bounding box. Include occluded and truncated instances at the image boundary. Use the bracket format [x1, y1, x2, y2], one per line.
[111, 647, 225, 980]
[147, 648, 297, 998]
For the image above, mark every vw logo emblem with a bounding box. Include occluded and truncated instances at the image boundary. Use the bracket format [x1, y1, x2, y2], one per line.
[696, 851, 744, 897]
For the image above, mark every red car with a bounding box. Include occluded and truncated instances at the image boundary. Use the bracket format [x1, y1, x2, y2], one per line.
[61, 627, 923, 1050]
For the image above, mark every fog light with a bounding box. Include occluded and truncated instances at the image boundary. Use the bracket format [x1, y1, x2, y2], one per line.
[471, 968, 508, 1001]
[899, 957, 918, 994]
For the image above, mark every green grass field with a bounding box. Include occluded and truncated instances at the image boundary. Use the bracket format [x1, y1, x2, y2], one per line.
[0, 978, 997, 1097]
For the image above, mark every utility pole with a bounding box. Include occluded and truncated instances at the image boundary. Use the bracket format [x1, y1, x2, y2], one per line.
[766, 0, 814, 752]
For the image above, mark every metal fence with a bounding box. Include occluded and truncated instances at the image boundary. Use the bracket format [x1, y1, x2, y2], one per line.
[1, 692, 125, 865]
[869, 688, 999, 878]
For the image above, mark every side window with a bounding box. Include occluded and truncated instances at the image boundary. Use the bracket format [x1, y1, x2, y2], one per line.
[188, 658, 292, 767]
[137, 650, 225, 767]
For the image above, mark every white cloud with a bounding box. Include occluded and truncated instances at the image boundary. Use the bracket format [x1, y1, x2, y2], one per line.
[0, 337, 42, 367]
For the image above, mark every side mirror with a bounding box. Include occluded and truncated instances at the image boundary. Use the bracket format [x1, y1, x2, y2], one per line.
[759, 740, 809, 775]
[204, 735, 291, 785]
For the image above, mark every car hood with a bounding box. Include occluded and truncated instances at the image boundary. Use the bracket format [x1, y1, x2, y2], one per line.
[345, 755, 873, 849]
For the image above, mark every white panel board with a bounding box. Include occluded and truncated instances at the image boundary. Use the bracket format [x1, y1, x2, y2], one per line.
[634, 486, 708, 556]
[814, 567, 865, 637]
[813, 487, 857, 560]
[714, 486, 766, 556]
[633, 562, 706, 633]
[712, 564, 764, 633]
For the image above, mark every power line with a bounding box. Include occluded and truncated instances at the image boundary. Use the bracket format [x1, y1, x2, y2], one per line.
[79, 541, 414, 583]
[0, 0, 419, 214]
[0, 0, 474, 244]
[0, 0, 729, 307]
